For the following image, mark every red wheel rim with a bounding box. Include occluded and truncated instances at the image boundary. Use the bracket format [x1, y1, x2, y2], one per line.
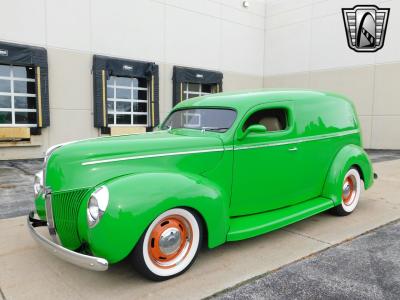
[148, 215, 192, 268]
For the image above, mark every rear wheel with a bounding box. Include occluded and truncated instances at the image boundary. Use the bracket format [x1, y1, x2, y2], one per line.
[132, 208, 202, 281]
[330, 168, 362, 216]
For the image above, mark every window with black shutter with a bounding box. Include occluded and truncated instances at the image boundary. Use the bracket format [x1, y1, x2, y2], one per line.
[172, 66, 223, 107]
[0, 41, 49, 139]
[93, 55, 159, 134]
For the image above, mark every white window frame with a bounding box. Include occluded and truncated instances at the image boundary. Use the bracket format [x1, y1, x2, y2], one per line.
[183, 82, 212, 100]
[183, 112, 201, 128]
[106, 76, 149, 127]
[0, 65, 37, 127]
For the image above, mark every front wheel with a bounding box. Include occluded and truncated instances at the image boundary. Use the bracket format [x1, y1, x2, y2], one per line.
[330, 168, 362, 216]
[131, 208, 202, 281]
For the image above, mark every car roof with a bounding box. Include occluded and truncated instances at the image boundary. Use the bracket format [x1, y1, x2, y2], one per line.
[173, 89, 349, 111]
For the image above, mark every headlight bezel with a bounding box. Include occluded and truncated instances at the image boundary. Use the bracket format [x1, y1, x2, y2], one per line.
[87, 186, 109, 228]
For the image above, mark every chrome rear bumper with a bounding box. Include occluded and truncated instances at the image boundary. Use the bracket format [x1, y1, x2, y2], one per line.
[27, 212, 108, 271]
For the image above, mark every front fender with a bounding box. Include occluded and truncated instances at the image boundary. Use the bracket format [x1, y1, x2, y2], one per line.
[322, 144, 374, 206]
[82, 172, 229, 264]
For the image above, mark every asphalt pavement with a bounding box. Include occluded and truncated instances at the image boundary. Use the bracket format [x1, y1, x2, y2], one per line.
[210, 220, 400, 300]
[0, 159, 41, 219]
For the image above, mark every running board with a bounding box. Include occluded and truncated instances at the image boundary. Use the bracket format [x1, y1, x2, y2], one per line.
[227, 197, 334, 241]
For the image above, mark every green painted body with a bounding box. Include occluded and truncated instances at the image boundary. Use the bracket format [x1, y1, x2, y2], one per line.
[35, 90, 374, 264]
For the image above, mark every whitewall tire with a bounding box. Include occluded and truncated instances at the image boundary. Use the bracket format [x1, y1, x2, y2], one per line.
[331, 168, 362, 216]
[132, 208, 202, 281]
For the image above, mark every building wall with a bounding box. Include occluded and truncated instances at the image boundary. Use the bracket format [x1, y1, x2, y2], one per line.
[0, 0, 266, 159]
[0, 0, 399, 160]
[263, 0, 400, 149]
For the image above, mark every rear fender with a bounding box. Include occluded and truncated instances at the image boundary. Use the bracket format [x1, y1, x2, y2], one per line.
[322, 144, 374, 206]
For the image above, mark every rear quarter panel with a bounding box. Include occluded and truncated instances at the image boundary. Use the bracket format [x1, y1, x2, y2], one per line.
[294, 95, 362, 200]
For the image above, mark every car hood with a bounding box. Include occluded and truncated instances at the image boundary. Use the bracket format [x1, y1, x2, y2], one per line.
[46, 130, 225, 192]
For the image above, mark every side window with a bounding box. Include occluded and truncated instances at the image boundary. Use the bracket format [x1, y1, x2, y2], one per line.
[243, 108, 287, 132]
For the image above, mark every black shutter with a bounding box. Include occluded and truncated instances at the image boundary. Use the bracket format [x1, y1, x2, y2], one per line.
[172, 66, 223, 107]
[0, 41, 49, 129]
[92, 55, 159, 131]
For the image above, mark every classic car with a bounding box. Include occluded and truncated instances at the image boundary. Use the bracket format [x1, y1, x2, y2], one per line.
[28, 89, 375, 280]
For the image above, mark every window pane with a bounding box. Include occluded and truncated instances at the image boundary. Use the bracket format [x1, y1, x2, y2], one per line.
[116, 102, 131, 112]
[187, 93, 197, 99]
[116, 114, 131, 124]
[14, 81, 36, 94]
[188, 83, 199, 92]
[14, 96, 36, 109]
[243, 108, 287, 132]
[162, 108, 236, 132]
[107, 101, 114, 112]
[202, 84, 212, 93]
[107, 114, 115, 125]
[138, 78, 147, 88]
[15, 111, 37, 124]
[116, 88, 130, 99]
[115, 77, 131, 87]
[107, 87, 114, 98]
[107, 76, 115, 85]
[138, 90, 147, 100]
[133, 114, 147, 125]
[0, 95, 11, 108]
[133, 102, 147, 113]
[0, 79, 11, 92]
[132, 78, 138, 88]
[13, 66, 35, 79]
[0, 65, 10, 77]
[0, 111, 12, 124]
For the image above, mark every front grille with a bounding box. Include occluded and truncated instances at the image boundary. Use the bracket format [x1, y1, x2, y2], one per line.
[52, 188, 90, 250]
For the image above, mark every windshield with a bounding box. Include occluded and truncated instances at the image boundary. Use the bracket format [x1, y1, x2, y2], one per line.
[161, 108, 237, 132]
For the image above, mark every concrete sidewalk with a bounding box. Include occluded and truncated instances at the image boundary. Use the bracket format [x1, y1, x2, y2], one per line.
[0, 159, 399, 299]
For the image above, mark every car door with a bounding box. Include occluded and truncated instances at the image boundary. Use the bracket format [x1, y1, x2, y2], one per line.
[230, 101, 307, 216]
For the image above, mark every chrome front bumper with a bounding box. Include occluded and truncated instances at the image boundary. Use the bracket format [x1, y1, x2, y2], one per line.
[27, 212, 108, 271]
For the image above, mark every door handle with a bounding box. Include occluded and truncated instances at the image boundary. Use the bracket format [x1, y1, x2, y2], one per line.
[288, 147, 298, 152]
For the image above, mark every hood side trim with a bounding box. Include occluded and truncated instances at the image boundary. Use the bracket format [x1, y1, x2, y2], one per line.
[82, 148, 225, 166]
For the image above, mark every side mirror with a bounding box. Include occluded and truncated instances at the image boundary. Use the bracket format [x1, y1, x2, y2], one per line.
[238, 124, 267, 140]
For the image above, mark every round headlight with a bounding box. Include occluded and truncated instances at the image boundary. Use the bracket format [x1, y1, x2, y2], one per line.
[87, 186, 109, 227]
[33, 171, 43, 198]
[88, 197, 99, 221]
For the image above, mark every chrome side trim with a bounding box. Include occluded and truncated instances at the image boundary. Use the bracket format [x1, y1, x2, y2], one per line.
[82, 148, 226, 166]
[81, 129, 359, 166]
[27, 214, 108, 271]
[235, 129, 359, 151]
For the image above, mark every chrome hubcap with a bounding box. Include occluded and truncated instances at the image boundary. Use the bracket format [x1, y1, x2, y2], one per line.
[159, 228, 182, 255]
[343, 182, 351, 199]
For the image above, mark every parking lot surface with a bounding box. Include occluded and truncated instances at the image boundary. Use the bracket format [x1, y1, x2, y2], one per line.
[0, 159, 41, 219]
[0, 159, 399, 299]
[211, 220, 400, 300]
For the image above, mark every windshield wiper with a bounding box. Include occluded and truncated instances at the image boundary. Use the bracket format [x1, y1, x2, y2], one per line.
[201, 127, 229, 132]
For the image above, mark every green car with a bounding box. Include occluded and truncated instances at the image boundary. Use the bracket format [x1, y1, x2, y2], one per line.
[28, 90, 375, 281]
